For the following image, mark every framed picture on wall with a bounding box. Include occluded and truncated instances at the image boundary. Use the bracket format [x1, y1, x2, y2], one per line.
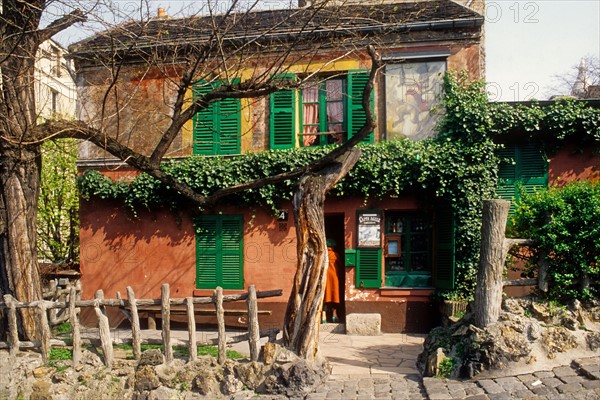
[357, 211, 382, 248]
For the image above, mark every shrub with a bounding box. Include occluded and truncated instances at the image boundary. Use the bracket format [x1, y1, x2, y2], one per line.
[512, 180, 600, 302]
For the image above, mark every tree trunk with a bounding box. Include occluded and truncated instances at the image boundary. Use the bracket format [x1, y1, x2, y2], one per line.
[283, 149, 361, 360]
[474, 199, 510, 328]
[1, 3, 45, 340]
[0, 144, 43, 340]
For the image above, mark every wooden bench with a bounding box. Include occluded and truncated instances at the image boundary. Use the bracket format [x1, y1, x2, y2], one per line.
[134, 305, 272, 330]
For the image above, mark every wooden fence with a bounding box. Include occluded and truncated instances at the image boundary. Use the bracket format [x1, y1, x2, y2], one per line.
[0, 284, 282, 368]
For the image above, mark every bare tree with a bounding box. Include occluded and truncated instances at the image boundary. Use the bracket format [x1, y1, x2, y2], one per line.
[1, 0, 389, 350]
[549, 55, 600, 99]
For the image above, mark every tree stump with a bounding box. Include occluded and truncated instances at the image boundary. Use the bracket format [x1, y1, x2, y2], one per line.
[474, 199, 510, 328]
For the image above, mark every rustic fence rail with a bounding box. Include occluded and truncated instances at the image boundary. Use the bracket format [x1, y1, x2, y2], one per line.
[0, 284, 282, 367]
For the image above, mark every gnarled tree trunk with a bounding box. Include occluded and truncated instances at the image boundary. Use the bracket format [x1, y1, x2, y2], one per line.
[283, 149, 361, 360]
[0, 1, 46, 340]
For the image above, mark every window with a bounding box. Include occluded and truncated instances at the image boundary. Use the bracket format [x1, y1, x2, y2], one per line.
[301, 79, 345, 146]
[384, 213, 432, 288]
[496, 143, 548, 214]
[54, 47, 62, 78]
[193, 80, 241, 155]
[195, 214, 244, 289]
[269, 70, 373, 150]
[353, 207, 455, 290]
[51, 89, 59, 117]
[385, 60, 445, 141]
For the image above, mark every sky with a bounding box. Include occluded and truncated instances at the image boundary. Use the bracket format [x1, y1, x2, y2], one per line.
[53, 0, 600, 101]
[485, 0, 600, 100]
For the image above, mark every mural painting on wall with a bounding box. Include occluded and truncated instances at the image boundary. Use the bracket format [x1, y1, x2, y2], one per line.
[385, 61, 445, 141]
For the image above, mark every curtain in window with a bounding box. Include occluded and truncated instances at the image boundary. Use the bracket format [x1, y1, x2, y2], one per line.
[302, 84, 319, 146]
[326, 79, 343, 144]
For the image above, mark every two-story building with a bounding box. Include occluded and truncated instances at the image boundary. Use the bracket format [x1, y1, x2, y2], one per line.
[70, 0, 486, 332]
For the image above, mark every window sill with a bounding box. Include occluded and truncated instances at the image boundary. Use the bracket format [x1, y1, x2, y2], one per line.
[379, 287, 434, 297]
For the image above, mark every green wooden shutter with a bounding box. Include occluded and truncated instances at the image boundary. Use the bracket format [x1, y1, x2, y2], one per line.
[434, 205, 456, 290]
[219, 215, 244, 289]
[193, 80, 241, 155]
[496, 144, 547, 214]
[270, 74, 296, 150]
[356, 248, 381, 288]
[217, 96, 241, 155]
[196, 215, 244, 289]
[519, 143, 548, 193]
[193, 82, 218, 155]
[196, 216, 219, 288]
[496, 146, 518, 214]
[346, 71, 374, 144]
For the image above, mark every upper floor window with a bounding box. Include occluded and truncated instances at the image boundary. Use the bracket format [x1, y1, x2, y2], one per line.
[192, 80, 241, 156]
[269, 71, 373, 150]
[301, 79, 345, 146]
[385, 59, 445, 141]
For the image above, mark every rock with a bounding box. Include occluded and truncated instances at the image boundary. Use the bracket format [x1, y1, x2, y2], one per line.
[193, 372, 220, 396]
[33, 366, 54, 378]
[503, 298, 524, 315]
[585, 332, 600, 351]
[426, 347, 447, 377]
[134, 366, 161, 392]
[498, 325, 530, 361]
[261, 342, 277, 365]
[346, 313, 381, 336]
[561, 314, 579, 331]
[527, 319, 542, 340]
[148, 386, 183, 400]
[541, 327, 577, 359]
[30, 380, 52, 400]
[221, 374, 243, 395]
[155, 361, 184, 385]
[530, 303, 552, 323]
[262, 358, 328, 397]
[234, 361, 268, 390]
[138, 349, 164, 367]
[79, 350, 104, 368]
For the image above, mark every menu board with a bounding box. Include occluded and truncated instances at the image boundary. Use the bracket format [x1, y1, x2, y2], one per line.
[357, 211, 381, 248]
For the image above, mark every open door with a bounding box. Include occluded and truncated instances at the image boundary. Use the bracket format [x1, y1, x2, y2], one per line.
[324, 214, 345, 323]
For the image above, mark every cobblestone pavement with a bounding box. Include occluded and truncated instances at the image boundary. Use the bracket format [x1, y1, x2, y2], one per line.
[422, 357, 600, 400]
[311, 328, 600, 400]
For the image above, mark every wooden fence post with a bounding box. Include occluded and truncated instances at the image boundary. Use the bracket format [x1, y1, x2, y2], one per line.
[247, 285, 260, 362]
[126, 286, 142, 361]
[474, 199, 510, 328]
[161, 284, 173, 362]
[38, 301, 51, 363]
[94, 290, 113, 368]
[69, 286, 82, 367]
[3, 295, 20, 357]
[186, 297, 197, 362]
[215, 287, 226, 365]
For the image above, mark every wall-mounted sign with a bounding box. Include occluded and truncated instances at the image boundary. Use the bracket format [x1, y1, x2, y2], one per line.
[357, 211, 382, 248]
[277, 210, 289, 221]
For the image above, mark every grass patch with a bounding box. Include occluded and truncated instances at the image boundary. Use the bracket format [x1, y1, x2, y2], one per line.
[113, 343, 244, 359]
[49, 347, 72, 362]
[52, 322, 72, 335]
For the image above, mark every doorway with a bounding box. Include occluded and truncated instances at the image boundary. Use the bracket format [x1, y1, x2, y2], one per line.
[325, 214, 345, 323]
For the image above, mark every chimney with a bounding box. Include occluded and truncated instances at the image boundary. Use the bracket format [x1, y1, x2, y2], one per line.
[157, 7, 167, 18]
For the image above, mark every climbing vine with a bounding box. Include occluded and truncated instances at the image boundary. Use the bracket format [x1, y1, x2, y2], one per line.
[78, 72, 600, 299]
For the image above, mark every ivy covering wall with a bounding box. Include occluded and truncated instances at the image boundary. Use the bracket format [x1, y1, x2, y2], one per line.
[78, 72, 600, 299]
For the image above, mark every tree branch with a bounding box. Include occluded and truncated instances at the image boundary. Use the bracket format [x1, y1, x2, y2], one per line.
[37, 45, 383, 209]
[37, 9, 87, 43]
